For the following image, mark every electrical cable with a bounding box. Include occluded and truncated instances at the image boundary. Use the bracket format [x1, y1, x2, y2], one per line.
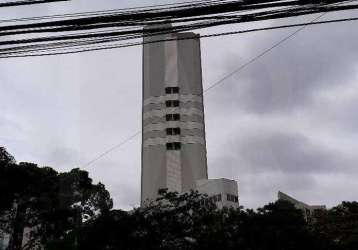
[0, 0, 68, 8]
[1, 1, 357, 57]
[203, 12, 327, 92]
[0, 1, 353, 35]
[80, 12, 330, 168]
[82, 131, 141, 168]
[2, 15, 357, 58]
[0, 0, 237, 23]
[0, 0, 227, 23]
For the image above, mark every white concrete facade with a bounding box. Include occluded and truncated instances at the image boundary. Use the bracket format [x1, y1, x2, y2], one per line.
[141, 26, 239, 208]
[196, 179, 239, 209]
[141, 27, 208, 205]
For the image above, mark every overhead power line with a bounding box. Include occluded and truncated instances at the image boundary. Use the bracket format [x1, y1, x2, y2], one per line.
[204, 12, 327, 92]
[81, 12, 328, 168]
[0, 0, 69, 8]
[2, 15, 357, 58]
[82, 131, 141, 168]
[1, 0, 357, 57]
[0, 0, 225, 22]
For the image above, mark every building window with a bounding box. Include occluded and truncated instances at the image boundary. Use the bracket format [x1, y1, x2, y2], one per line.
[306, 209, 311, 216]
[165, 87, 179, 94]
[166, 127, 181, 135]
[165, 100, 180, 107]
[173, 142, 181, 150]
[213, 194, 221, 202]
[226, 194, 238, 203]
[166, 142, 181, 150]
[208, 194, 222, 203]
[166, 114, 180, 121]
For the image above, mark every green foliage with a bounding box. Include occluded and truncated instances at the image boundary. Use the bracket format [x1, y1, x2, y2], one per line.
[1, 147, 358, 250]
[313, 201, 358, 250]
[0, 147, 15, 165]
[77, 191, 358, 250]
[75, 191, 314, 250]
[0, 147, 17, 214]
[0, 147, 113, 250]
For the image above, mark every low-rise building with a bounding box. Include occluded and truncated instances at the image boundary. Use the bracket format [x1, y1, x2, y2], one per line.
[278, 191, 326, 220]
[196, 178, 239, 209]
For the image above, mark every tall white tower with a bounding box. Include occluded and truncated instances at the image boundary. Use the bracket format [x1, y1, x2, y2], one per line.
[141, 28, 208, 205]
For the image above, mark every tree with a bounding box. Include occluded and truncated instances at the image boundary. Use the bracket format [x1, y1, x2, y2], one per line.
[0, 147, 16, 213]
[314, 201, 358, 250]
[77, 189, 216, 250]
[75, 191, 322, 250]
[43, 169, 113, 249]
[2, 146, 358, 250]
[0, 147, 15, 165]
[0, 147, 17, 250]
[30, 169, 113, 249]
[0, 147, 113, 250]
[240, 201, 315, 250]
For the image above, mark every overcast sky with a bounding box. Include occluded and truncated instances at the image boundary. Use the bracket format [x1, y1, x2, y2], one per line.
[1, 0, 357, 210]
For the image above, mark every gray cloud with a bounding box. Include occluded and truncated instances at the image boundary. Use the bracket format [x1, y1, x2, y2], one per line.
[201, 13, 358, 208]
[309, 86, 358, 133]
[238, 172, 317, 208]
[208, 15, 358, 115]
[211, 130, 356, 175]
[208, 129, 358, 208]
[45, 147, 80, 169]
[1, 2, 358, 210]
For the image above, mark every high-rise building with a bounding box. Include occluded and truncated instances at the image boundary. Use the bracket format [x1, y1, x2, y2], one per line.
[141, 27, 208, 205]
[141, 26, 238, 207]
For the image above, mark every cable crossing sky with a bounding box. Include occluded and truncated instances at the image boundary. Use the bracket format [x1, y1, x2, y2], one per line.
[0, 0, 68, 8]
[81, 12, 330, 168]
[1, 0, 358, 57]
